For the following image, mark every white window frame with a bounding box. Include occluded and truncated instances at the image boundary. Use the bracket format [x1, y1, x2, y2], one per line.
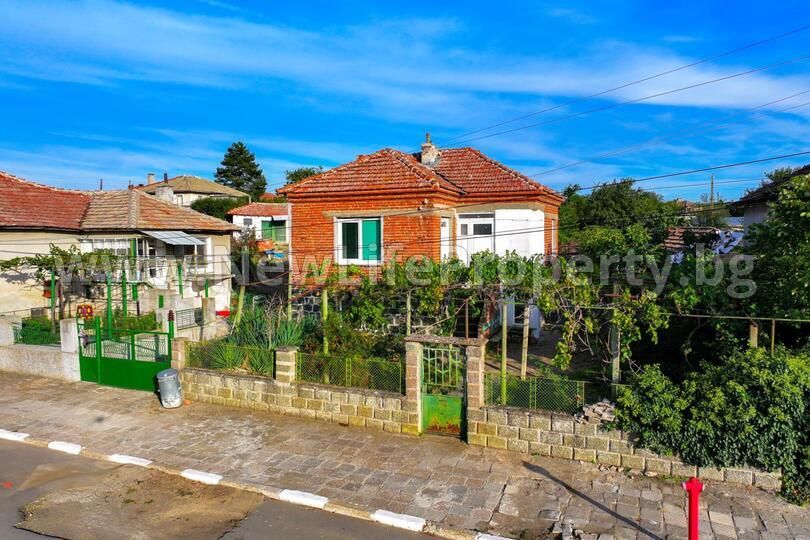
[334, 216, 383, 266]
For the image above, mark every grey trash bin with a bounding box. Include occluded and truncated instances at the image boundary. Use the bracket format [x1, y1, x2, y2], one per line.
[157, 369, 182, 409]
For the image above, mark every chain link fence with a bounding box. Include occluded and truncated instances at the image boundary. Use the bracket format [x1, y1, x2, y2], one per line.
[297, 352, 404, 394]
[484, 372, 586, 414]
[186, 340, 275, 377]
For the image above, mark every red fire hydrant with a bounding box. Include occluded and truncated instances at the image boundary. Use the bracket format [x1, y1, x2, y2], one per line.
[682, 477, 704, 540]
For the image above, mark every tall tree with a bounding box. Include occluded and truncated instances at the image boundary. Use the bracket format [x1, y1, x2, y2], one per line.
[215, 142, 267, 199]
[285, 166, 323, 185]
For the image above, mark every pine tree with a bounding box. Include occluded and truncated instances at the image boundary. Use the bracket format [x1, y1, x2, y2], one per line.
[215, 142, 267, 200]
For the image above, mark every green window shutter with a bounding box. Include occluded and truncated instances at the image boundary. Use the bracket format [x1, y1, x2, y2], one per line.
[272, 221, 286, 242]
[362, 219, 381, 261]
[342, 222, 359, 260]
[261, 221, 273, 240]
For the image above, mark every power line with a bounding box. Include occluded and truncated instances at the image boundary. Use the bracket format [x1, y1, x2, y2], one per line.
[0, 153, 795, 251]
[446, 53, 810, 147]
[437, 23, 810, 146]
[528, 92, 810, 179]
[569, 149, 810, 189]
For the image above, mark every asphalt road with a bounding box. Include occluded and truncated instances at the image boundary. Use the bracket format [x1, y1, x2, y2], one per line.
[0, 440, 431, 539]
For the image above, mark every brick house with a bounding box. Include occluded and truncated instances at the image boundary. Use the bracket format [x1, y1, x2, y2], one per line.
[278, 136, 564, 283]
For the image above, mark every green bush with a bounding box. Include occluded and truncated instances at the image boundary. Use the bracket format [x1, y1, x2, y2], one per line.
[101, 310, 158, 332]
[615, 347, 810, 504]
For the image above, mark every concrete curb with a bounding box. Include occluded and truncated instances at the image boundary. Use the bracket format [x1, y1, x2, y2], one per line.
[0, 427, 508, 539]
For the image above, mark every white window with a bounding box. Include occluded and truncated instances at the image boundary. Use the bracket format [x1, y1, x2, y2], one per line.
[81, 238, 130, 256]
[335, 217, 382, 265]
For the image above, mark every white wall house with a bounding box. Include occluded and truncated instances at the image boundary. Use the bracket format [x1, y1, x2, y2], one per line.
[455, 208, 545, 264]
[135, 173, 247, 208]
[227, 202, 290, 245]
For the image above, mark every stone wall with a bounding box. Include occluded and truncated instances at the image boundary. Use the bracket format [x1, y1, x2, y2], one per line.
[181, 367, 419, 436]
[467, 405, 782, 490]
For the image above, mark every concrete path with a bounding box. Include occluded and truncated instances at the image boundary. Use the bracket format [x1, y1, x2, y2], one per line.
[0, 373, 807, 539]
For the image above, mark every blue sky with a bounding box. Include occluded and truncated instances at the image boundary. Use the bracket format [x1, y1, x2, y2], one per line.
[0, 0, 809, 201]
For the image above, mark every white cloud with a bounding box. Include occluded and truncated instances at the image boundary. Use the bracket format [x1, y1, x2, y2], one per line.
[1, 0, 808, 121]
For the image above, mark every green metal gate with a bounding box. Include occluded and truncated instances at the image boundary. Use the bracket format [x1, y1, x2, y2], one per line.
[421, 345, 465, 437]
[78, 317, 172, 392]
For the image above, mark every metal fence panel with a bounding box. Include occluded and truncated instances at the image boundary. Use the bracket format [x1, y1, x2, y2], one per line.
[175, 308, 203, 330]
[297, 353, 404, 394]
[484, 372, 585, 414]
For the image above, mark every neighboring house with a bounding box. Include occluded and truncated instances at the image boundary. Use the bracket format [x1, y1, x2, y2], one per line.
[663, 226, 743, 263]
[277, 135, 563, 335]
[227, 202, 290, 244]
[0, 171, 238, 315]
[135, 173, 247, 207]
[733, 164, 810, 235]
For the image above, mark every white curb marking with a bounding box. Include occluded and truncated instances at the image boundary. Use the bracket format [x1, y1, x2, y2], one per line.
[0, 429, 29, 442]
[47, 441, 82, 455]
[279, 489, 329, 509]
[476, 534, 513, 540]
[109, 454, 152, 467]
[371, 510, 427, 532]
[180, 469, 222, 485]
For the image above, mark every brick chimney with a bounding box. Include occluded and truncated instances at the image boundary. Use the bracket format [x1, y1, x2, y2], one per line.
[147, 172, 155, 185]
[420, 132, 439, 167]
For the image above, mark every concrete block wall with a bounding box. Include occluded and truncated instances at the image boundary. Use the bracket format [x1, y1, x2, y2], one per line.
[467, 406, 782, 490]
[181, 368, 419, 436]
[0, 318, 80, 382]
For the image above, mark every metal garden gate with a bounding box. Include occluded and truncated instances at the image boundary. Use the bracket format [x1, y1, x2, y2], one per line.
[78, 317, 172, 392]
[421, 345, 466, 437]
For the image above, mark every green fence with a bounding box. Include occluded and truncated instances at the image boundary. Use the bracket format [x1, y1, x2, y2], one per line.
[297, 353, 404, 394]
[484, 372, 586, 414]
[175, 308, 203, 330]
[187, 341, 275, 377]
[13, 324, 61, 346]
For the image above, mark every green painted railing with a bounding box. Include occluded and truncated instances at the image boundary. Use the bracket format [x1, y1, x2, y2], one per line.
[421, 345, 464, 394]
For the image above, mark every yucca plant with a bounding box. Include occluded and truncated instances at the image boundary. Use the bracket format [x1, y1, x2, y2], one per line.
[209, 341, 244, 371]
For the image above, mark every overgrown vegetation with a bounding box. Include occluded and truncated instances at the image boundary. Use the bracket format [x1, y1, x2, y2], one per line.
[615, 347, 810, 504]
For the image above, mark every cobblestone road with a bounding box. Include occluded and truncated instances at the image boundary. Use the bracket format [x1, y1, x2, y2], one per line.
[0, 373, 807, 539]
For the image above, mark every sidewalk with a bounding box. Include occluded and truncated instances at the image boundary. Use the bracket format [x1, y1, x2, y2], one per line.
[0, 372, 807, 540]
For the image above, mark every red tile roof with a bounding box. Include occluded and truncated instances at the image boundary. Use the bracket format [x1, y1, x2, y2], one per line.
[0, 171, 237, 233]
[278, 146, 562, 205]
[227, 202, 289, 218]
[432, 147, 557, 199]
[278, 148, 463, 196]
[0, 171, 91, 231]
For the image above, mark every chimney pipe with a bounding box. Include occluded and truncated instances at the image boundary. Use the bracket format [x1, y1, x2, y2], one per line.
[163, 172, 168, 182]
[420, 132, 439, 166]
[147, 172, 155, 185]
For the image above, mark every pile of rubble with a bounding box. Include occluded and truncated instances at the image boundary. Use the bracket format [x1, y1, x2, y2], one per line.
[574, 399, 616, 425]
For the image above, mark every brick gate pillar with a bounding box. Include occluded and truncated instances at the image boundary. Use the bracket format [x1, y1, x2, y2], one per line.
[465, 340, 486, 410]
[404, 339, 423, 434]
[275, 346, 297, 384]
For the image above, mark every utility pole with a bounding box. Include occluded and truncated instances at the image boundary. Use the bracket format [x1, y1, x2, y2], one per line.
[709, 174, 715, 207]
